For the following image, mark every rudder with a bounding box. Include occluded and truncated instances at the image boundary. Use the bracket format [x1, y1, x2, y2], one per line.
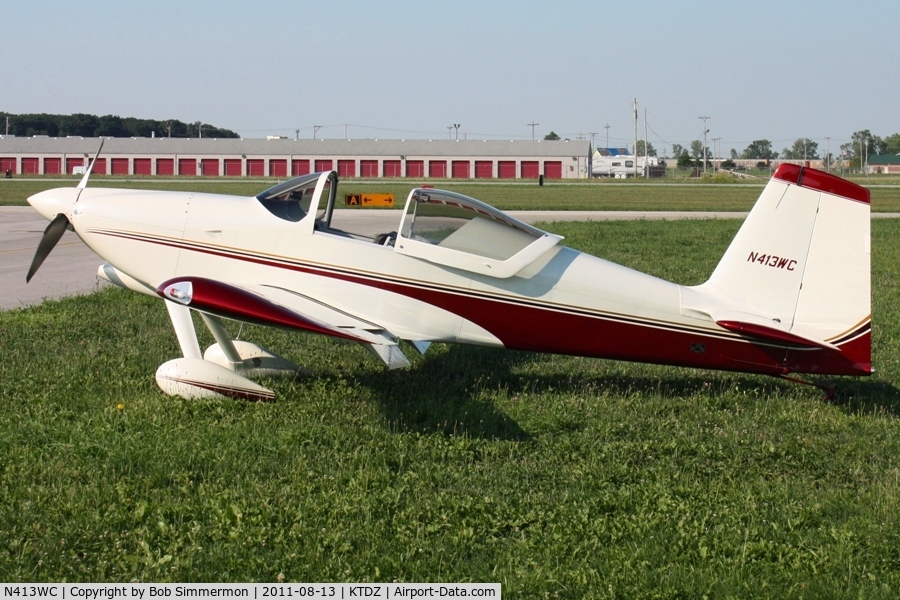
[688, 165, 870, 371]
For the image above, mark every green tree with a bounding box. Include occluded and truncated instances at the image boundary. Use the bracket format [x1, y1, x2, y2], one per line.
[848, 130, 885, 155]
[199, 124, 239, 138]
[60, 113, 100, 137]
[741, 139, 778, 160]
[0, 112, 238, 139]
[96, 115, 127, 137]
[9, 113, 59, 137]
[780, 138, 819, 160]
[635, 140, 656, 157]
[670, 144, 684, 159]
[841, 130, 886, 169]
[690, 140, 711, 166]
[884, 133, 900, 155]
[123, 118, 157, 137]
[544, 131, 560, 141]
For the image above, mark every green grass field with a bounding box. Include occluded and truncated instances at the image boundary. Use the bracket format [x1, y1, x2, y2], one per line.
[1, 217, 899, 596]
[4, 176, 900, 212]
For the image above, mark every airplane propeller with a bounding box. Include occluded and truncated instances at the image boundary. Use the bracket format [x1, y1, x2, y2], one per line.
[25, 140, 104, 283]
[26, 213, 71, 283]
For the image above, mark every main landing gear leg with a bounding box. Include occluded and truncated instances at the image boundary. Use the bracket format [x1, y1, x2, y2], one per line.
[200, 313, 308, 378]
[154, 302, 279, 402]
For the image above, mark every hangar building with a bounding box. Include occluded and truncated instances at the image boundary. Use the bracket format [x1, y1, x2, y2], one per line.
[0, 137, 591, 179]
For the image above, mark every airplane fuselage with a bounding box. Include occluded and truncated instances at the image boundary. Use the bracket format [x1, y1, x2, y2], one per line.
[59, 181, 867, 378]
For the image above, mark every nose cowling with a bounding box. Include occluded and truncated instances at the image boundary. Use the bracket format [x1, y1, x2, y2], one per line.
[28, 187, 81, 222]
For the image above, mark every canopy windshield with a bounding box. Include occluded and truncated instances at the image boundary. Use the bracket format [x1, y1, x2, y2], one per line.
[256, 171, 334, 228]
[396, 188, 562, 278]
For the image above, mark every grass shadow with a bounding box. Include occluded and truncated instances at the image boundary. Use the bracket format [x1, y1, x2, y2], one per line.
[503, 361, 900, 417]
[349, 339, 900, 440]
[826, 378, 900, 416]
[352, 344, 534, 442]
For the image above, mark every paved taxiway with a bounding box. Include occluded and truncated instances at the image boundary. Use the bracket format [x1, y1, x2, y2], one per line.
[3, 206, 897, 310]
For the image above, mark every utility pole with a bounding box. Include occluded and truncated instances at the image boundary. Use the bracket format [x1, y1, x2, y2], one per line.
[643, 109, 649, 177]
[604, 124, 610, 149]
[698, 116, 710, 174]
[633, 99, 638, 178]
[712, 137, 721, 172]
[313, 125, 322, 139]
[453, 123, 460, 140]
[865, 140, 869, 178]
[825, 137, 831, 171]
[589, 132, 598, 149]
[527, 122, 539, 140]
[344, 124, 348, 140]
[447, 126, 453, 140]
[4, 116, 8, 136]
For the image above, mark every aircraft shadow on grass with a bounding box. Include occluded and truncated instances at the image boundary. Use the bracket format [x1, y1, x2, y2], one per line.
[350, 345, 535, 442]
[827, 379, 900, 416]
[346, 344, 900, 440]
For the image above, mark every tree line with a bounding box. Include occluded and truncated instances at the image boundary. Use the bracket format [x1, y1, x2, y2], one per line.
[666, 130, 900, 170]
[580, 128, 900, 170]
[0, 112, 239, 139]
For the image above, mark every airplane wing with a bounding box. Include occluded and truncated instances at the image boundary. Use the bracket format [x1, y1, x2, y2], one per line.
[157, 276, 410, 368]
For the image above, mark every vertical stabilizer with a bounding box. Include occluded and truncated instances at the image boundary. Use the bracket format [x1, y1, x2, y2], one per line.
[688, 165, 870, 372]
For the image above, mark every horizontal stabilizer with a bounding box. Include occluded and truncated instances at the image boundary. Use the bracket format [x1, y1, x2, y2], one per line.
[716, 320, 838, 350]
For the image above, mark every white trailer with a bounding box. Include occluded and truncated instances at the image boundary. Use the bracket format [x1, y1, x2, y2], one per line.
[591, 149, 659, 178]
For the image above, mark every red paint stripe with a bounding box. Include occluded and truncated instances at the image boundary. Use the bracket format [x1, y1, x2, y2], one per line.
[156, 276, 368, 343]
[101, 229, 872, 376]
[772, 164, 870, 204]
[159, 376, 276, 402]
[101, 229, 720, 341]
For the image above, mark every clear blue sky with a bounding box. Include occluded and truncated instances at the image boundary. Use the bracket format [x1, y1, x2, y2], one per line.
[4, 0, 896, 155]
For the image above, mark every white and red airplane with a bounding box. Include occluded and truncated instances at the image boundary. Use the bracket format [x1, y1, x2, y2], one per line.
[26, 152, 871, 401]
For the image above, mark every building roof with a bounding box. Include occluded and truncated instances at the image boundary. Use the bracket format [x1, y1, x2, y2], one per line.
[0, 136, 591, 158]
[867, 154, 900, 165]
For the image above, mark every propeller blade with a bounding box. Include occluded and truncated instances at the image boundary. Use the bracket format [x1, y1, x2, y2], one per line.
[77, 139, 105, 190]
[26, 213, 70, 283]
